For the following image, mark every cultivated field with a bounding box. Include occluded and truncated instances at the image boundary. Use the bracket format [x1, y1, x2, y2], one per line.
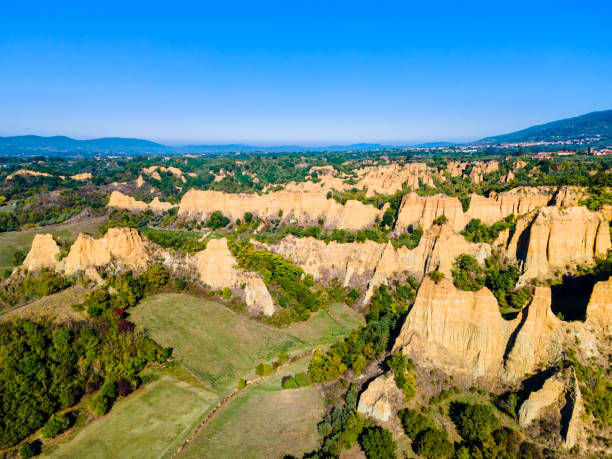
[180, 356, 325, 459]
[44, 375, 217, 459]
[131, 294, 362, 395]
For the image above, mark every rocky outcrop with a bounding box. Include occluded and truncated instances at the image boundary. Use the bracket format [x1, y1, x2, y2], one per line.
[518, 373, 565, 427]
[357, 375, 404, 423]
[194, 238, 274, 316]
[22, 234, 61, 271]
[70, 172, 92, 181]
[393, 278, 569, 381]
[142, 165, 193, 183]
[393, 277, 513, 378]
[108, 190, 175, 213]
[63, 227, 149, 275]
[394, 187, 554, 233]
[510, 206, 610, 281]
[7, 169, 54, 180]
[585, 276, 612, 334]
[178, 190, 384, 231]
[503, 287, 564, 381]
[563, 369, 584, 449]
[260, 226, 490, 303]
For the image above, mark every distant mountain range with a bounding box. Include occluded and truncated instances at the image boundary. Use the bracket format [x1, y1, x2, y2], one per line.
[476, 109, 612, 145]
[1, 110, 610, 156]
[0, 137, 451, 156]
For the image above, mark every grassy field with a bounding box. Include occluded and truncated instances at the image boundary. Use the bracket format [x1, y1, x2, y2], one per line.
[0, 215, 106, 271]
[180, 356, 324, 459]
[44, 375, 218, 459]
[0, 284, 89, 322]
[131, 294, 363, 395]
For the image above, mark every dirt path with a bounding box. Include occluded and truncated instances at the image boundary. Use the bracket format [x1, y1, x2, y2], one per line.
[170, 348, 316, 458]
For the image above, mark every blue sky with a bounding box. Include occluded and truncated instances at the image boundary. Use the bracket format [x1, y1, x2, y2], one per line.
[1, 1, 611, 145]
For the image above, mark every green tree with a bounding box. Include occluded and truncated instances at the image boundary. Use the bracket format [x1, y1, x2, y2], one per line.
[41, 412, 70, 438]
[206, 210, 230, 229]
[413, 428, 454, 459]
[359, 426, 397, 459]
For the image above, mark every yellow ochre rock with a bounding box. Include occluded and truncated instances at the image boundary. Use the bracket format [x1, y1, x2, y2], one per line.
[22, 234, 61, 271]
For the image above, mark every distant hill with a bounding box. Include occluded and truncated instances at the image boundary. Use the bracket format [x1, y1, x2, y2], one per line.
[476, 110, 612, 145]
[0, 135, 174, 155]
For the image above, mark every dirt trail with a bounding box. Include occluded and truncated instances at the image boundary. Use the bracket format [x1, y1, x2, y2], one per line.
[170, 348, 316, 458]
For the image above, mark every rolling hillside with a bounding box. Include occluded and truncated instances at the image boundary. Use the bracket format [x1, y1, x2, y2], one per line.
[477, 109, 612, 145]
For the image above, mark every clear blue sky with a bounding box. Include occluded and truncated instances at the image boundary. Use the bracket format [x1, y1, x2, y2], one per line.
[1, 1, 611, 145]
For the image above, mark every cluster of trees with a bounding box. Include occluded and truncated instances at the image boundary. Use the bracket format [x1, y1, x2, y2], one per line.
[400, 402, 541, 459]
[579, 185, 612, 211]
[0, 268, 73, 308]
[140, 227, 207, 253]
[461, 215, 516, 243]
[81, 265, 170, 319]
[231, 241, 320, 325]
[568, 350, 612, 426]
[281, 372, 311, 389]
[0, 187, 107, 233]
[387, 353, 416, 401]
[0, 318, 170, 448]
[452, 254, 532, 311]
[308, 280, 418, 383]
[311, 383, 397, 458]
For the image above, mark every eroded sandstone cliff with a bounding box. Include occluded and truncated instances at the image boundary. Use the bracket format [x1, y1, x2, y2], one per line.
[63, 227, 149, 275]
[194, 238, 274, 316]
[178, 189, 384, 230]
[108, 190, 175, 213]
[22, 234, 61, 271]
[508, 206, 611, 281]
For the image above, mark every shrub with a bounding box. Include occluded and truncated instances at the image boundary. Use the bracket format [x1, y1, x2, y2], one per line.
[222, 287, 232, 299]
[429, 270, 444, 284]
[339, 411, 367, 448]
[294, 372, 311, 387]
[255, 363, 272, 377]
[117, 378, 132, 397]
[206, 210, 230, 229]
[359, 426, 397, 459]
[451, 402, 500, 447]
[19, 441, 40, 458]
[174, 277, 187, 291]
[277, 352, 289, 365]
[432, 214, 448, 225]
[398, 408, 435, 439]
[413, 428, 454, 459]
[88, 394, 111, 416]
[238, 378, 247, 389]
[41, 412, 70, 438]
[282, 376, 297, 389]
[452, 254, 485, 291]
[117, 319, 135, 333]
[145, 264, 169, 289]
[100, 380, 118, 400]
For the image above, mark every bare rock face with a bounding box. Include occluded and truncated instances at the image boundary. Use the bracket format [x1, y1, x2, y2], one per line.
[357, 375, 404, 423]
[393, 277, 512, 378]
[563, 369, 584, 449]
[256, 235, 385, 288]
[503, 287, 564, 381]
[7, 169, 53, 180]
[585, 276, 612, 334]
[394, 187, 554, 233]
[22, 234, 61, 271]
[63, 227, 149, 275]
[512, 206, 610, 281]
[518, 373, 565, 427]
[392, 278, 569, 381]
[178, 189, 383, 231]
[260, 226, 490, 303]
[194, 238, 274, 316]
[394, 192, 466, 232]
[108, 190, 175, 213]
[70, 172, 92, 181]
